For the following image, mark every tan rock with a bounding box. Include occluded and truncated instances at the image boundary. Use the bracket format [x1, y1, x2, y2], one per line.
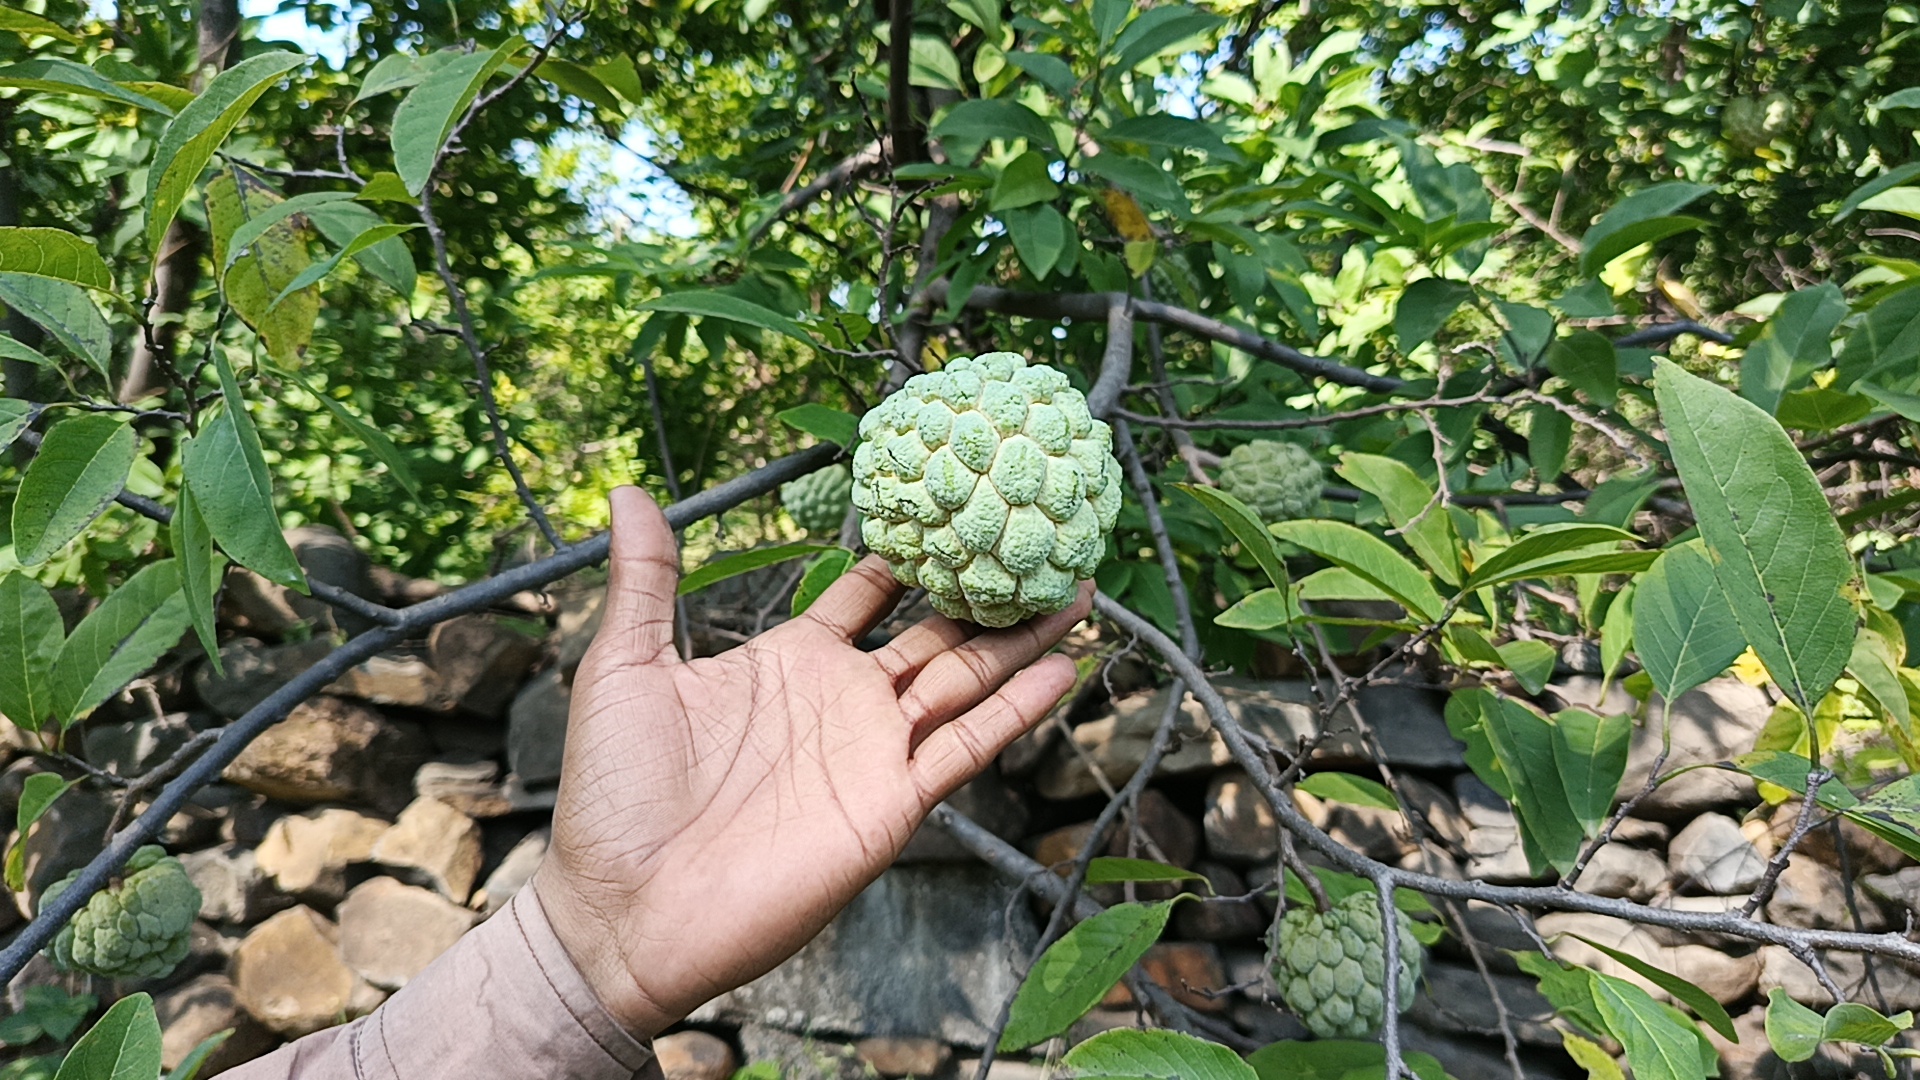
[1758, 947, 1920, 1009]
[224, 696, 429, 813]
[1034, 685, 1229, 799]
[1572, 844, 1668, 901]
[476, 829, 549, 916]
[337, 877, 477, 989]
[428, 615, 541, 719]
[1203, 769, 1276, 864]
[414, 760, 515, 819]
[232, 906, 360, 1037]
[256, 808, 390, 905]
[1766, 855, 1891, 931]
[855, 1037, 949, 1078]
[507, 670, 572, 786]
[1101, 942, 1229, 1013]
[655, 1030, 738, 1080]
[371, 797, 482, 902]
[154, 973, 278, 1073]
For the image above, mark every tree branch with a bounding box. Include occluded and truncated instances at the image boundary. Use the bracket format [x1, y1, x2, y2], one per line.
[746, 140, 887, 248]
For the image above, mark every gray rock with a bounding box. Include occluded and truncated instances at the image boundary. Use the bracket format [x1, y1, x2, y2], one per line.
[415, 759, 515, 819]
[1398, 775, 1469, 848]
[477, 828, 548, 916]
[1572, 844, 1667, 901]
[337, 877, 477, 989]
[552, 585, 606, 678]
[1323, 799, 1415, 863]
[1171, 863, 1265, 942]
[1758, 946, 1920, 1010]
[1550, 676, 1763, 817]
[1667, 813, 1765, 894]
[507, 670, 571, 786]
[220, 525, 377, 638]
[1406, 962, 1561, 1047]
[326, 653, 451, 711]
[153, 973, 278, 1074]
[738, 1025, 863, 1080]
[690, 865, 1038, 1047]
[1034, 685, 1227, 800]
[195, 638, 335, 719]
[82, 712, 212, 777]
[1203, 769, 1276, 864]
[428, 615, 541, 719]
[223, 695, 429, 814]
[1862, 867, 1920, 919]
[1399, 1025, 1579, 1080]
[371, 797, 483, 903]
[14, 785, 113, 915]
[1209, 678, 1466, 771]
[1608, 817, 1670, 848]
[1454, 775, 1538, 883]
[899, 764, 1028, 863]
[1767, 855, 1891, 931]
[179, 845, 288, 925]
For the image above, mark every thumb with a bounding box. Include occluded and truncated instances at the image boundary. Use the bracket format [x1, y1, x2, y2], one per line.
[596, 486, 681, 664]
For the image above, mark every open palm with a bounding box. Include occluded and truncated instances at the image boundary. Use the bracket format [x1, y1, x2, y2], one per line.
[534, 487, 1089, 1036]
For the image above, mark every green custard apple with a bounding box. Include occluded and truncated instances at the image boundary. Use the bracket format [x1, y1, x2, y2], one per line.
[42, 845, 202, 980]
[1218, 440, 1323, 523]
[781, 463, 853, 533]
[851, 351, 1121, 628]
[1272, 891, 1424, 1039]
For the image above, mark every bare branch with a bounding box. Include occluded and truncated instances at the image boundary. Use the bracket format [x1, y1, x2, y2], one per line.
[746, 140, 887, 248]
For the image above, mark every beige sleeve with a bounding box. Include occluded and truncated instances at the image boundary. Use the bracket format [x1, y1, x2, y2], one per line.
[223, 885, 657, 1080]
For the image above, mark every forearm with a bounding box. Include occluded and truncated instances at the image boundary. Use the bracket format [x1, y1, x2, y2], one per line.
[224, 886, 656, 1080]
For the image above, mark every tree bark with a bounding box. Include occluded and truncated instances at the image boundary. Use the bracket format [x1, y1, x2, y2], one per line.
[0, 99, 47, 404]
[117, 0, 242, 403]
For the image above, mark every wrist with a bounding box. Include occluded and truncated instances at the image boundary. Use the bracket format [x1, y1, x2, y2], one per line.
[530, 865, 676, 1040]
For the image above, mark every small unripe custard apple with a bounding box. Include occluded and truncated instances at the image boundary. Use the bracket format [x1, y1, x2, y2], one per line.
[851, 351, 1121, 627]
[42, 845, 202, 980]
[1271, 891, 1423, 1039]
[781, 463, 853, 533]
[1217, 440, 1323, 524]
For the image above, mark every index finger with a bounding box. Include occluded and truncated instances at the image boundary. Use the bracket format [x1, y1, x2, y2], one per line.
[799, 554, 906, 641]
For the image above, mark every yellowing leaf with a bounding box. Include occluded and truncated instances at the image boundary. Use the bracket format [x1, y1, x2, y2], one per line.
[206, 170, 319, 365]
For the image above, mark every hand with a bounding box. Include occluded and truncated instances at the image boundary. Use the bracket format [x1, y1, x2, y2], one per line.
[532, 486, 1090, 1037]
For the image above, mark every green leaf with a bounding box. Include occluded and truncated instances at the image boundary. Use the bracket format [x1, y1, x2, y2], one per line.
[1297, 567, 1394, 605]
[907, 35, 964, 90]
[392, 41, 525, 196]
[6, 773, 72, 890]
[1838, 163, 1920, 219]
[679, 543, 835, 596]
[11, 413, 136, 567]
[1775, 387, 1873, 432]
[1849, 626, 1910, 731]
[1765, 988, 1825, 1062]
[635, 290, 812, 345]
[181, 354, 307, 591]
[1005, 51, 1075, 97]
[0, 574, 63, 731]
[267, 223, 419, 309]
[205, 171, 319, 365]
[52, 559, 193, 725]
[144, 52, 308, 260]
[537, 58, 626, 114]
[1528, 402, 1573, 478]
[1079, 150, 1184, 205]
[1580, 182, 1711, 274]
[0, 57, 172, 112]
[220, 191, 358, 272]
[1553, 709, 1630, 837]
[1498, 639, 1558, 695]
[0, 273, 112, 380]
[1740, 284, 1845, 414]
[1561, 1031, 1626, 1080]
[990, 150, 1059, 211]
[1247, 1040, 1447, 1080]
[1270, 520, 1445, 623]
[931, 99, 1056, 150]
[1497, 301, 1557, 368]
[1110, 6, 1224, 70]
[1297, 772, 1398, 810]
[1476, 694, 1589, 873]
[1393, 278, 1472, 352]
[1591, 974, 1709, 1080]
[1601, 583, 1635, 680]
[1335, 454, 1459, 585]
[1836, 287, 1920, 387]
[1084, 858, 1209, 886]
[790, 548, 855, 617]
[1568, 935, 1736, 1040]
[999, 900, 1175, 1051]
[777, 405, 859, 448]
[280, 368, 421, 499]
[1101, 114, 1238, 162]
[0, 399, 31, 449]
[1464, 523, 1639, 591]
[1547, 331, 1620, 407]
[0, 228, 110, 290]
[1860, 381, 1920, 423]
[1633, 540, 1745, 701]
[1514, 952, 1611, 1038]
[1003, 204, 1070, 278]
[165, 1030, 233, 1080]
[0, 7, 79, 43]
[352, 48, 462, 102]
[1064, 1030, 1252, 1080]
[1214, 587, 1295, 631]
[170, 484, 224, 669]
[1653, 357, 1858, 714]
[0, 335, 54, 372]
[53, 993, 162, 1080]
[304, 200, 417, 299]
[1823, 1002, 1913, 1048]
[1178, 486, 1294, 591]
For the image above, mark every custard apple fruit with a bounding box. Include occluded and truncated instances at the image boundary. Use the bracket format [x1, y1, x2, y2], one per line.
[1217, 440, 1322, 523]
[42, 845, 201, 980]
[781, 463, 852, 533]
[851, 351, 1120, 628]
[1272, 891, 1423, 1039]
